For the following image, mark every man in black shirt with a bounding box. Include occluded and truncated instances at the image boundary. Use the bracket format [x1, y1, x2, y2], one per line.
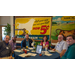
[0, 35, 12, 59]
[22, 34, 33, 48]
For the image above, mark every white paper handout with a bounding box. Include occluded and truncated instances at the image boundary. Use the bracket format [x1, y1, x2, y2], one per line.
[25, 49, 29, 51]
[28, 47, 34, 50]
[27, 53, 37, 56]
[14, 50, 21, 52]
[44, 51, 52, 56]
[19, 53, 37, 57]
[45, 54, 52, 56]
[31, 50, 36, 52]
[49, 50, 55, 52]
[19, 53, 28, 57]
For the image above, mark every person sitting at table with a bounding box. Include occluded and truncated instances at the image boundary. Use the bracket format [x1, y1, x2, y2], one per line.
[22, 34, 33, 48]
[40, 35, 49, 49]
[9, 35, 17, 53]
[52, 35, 68, 57]
[61, 35, 75, 59]
[0, 35, 12, 59]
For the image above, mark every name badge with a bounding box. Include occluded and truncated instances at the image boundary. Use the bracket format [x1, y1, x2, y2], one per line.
[6, 47, 9, 49]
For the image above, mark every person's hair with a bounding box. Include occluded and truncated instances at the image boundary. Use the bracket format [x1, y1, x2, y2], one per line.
[5, 35, 10, 38]
[25, 34, 29, 36]
[66, 35, 75, 40]
[42, 35, 48, 42]
[12, 35, 17, 38]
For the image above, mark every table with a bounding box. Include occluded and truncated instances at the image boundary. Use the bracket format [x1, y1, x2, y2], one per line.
[14, 48, 60, 59]
[1, 57, 14, 59]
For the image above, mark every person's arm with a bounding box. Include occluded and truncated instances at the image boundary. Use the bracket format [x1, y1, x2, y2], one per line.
[9, 41, 13, 51]
[30, 39, 33, 47]
[45, 41, 49, 48]
[66, 46, 75, 59]
[52, 43, 57, 51]
[61, 46, 75, 59]
[0, 41, 3, 58]
[60, 49, 66, 57]
[0, 41, 2, 49]
[60, 42, 68, 57]
[31, 39, 33, 43]
[22, 40, 25, 48]
[9, 56, 12, 59]
[40, 42, 42, 45]
[9, 45, 12, 59]
[21, 40, 23, 48]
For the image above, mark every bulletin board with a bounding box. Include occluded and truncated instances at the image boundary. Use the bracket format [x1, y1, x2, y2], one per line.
[15, 16, 52, 41]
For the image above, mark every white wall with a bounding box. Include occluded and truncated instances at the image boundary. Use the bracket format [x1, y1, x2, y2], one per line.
[0, 16, 14, 39]
[10, 16, 14, 38]
[0, 16, 10, 25]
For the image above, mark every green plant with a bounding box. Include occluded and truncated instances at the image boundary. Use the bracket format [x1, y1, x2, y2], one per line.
[4, 23, 11, 37]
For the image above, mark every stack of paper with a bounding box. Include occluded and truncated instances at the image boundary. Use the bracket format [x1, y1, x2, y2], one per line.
[25, 49, 29, 51]
[28, 47, 34, 50]
[31, 50, 36, 52]
[27, 53, 37, 56]
[19, 53, 28, 57]
[14, 50, 21, 52]
[19, 53, 37, 57]
[45, 54, 52, 56]
[48, 50, 55, 52]
[45, 51, 52, 56]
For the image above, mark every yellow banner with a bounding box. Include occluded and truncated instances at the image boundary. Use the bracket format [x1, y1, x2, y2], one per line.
[15, 17, 51, 35]
[61, 16, 75, 21]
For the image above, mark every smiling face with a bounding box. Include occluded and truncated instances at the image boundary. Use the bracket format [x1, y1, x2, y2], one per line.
[66, 36, 75, 45]
[12, 37, 16, 43]
[25, 34, 29, 40]
[58, 35, 63, 42]
[5, 35, 10, 43]
[43, 36, 47, 42]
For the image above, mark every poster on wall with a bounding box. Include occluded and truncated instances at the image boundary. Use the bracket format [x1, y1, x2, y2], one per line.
[15, 17, 52, 40]
[51, 16, 75, 40]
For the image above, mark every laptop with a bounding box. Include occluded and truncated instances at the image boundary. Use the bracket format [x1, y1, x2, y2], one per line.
[36, 45, 42, 54]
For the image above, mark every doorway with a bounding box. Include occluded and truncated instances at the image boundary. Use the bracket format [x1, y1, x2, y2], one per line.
[0, 26, 6, 41]
[2, 27, 6, 40]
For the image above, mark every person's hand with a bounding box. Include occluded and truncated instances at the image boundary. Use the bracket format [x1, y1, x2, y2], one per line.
[12, 51, 14, 54]
[9, 56, 12, 59]
[50, 47, 52, 50]
[52, 49, 55, 51]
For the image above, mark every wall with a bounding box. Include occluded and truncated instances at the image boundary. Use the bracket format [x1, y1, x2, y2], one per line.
[0, 16, 10, 25]
[51, 16, 75, 40]
[0, 16, 14, 40]
[15, 16, 51, 38]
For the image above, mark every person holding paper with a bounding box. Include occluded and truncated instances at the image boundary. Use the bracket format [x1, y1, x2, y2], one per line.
[0, 35, 12, 59]
[40, 35, 49, 49]
[22, 34, 33, 48]
[52, 35, 68, 57]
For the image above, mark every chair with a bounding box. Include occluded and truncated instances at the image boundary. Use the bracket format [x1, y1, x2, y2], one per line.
[21, 40, 24, 48]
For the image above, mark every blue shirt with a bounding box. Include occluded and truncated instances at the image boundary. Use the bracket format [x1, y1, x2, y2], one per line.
[26, 40, 29, 47]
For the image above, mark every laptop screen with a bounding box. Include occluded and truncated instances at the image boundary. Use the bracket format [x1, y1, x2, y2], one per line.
[36, 45, 42, 54]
